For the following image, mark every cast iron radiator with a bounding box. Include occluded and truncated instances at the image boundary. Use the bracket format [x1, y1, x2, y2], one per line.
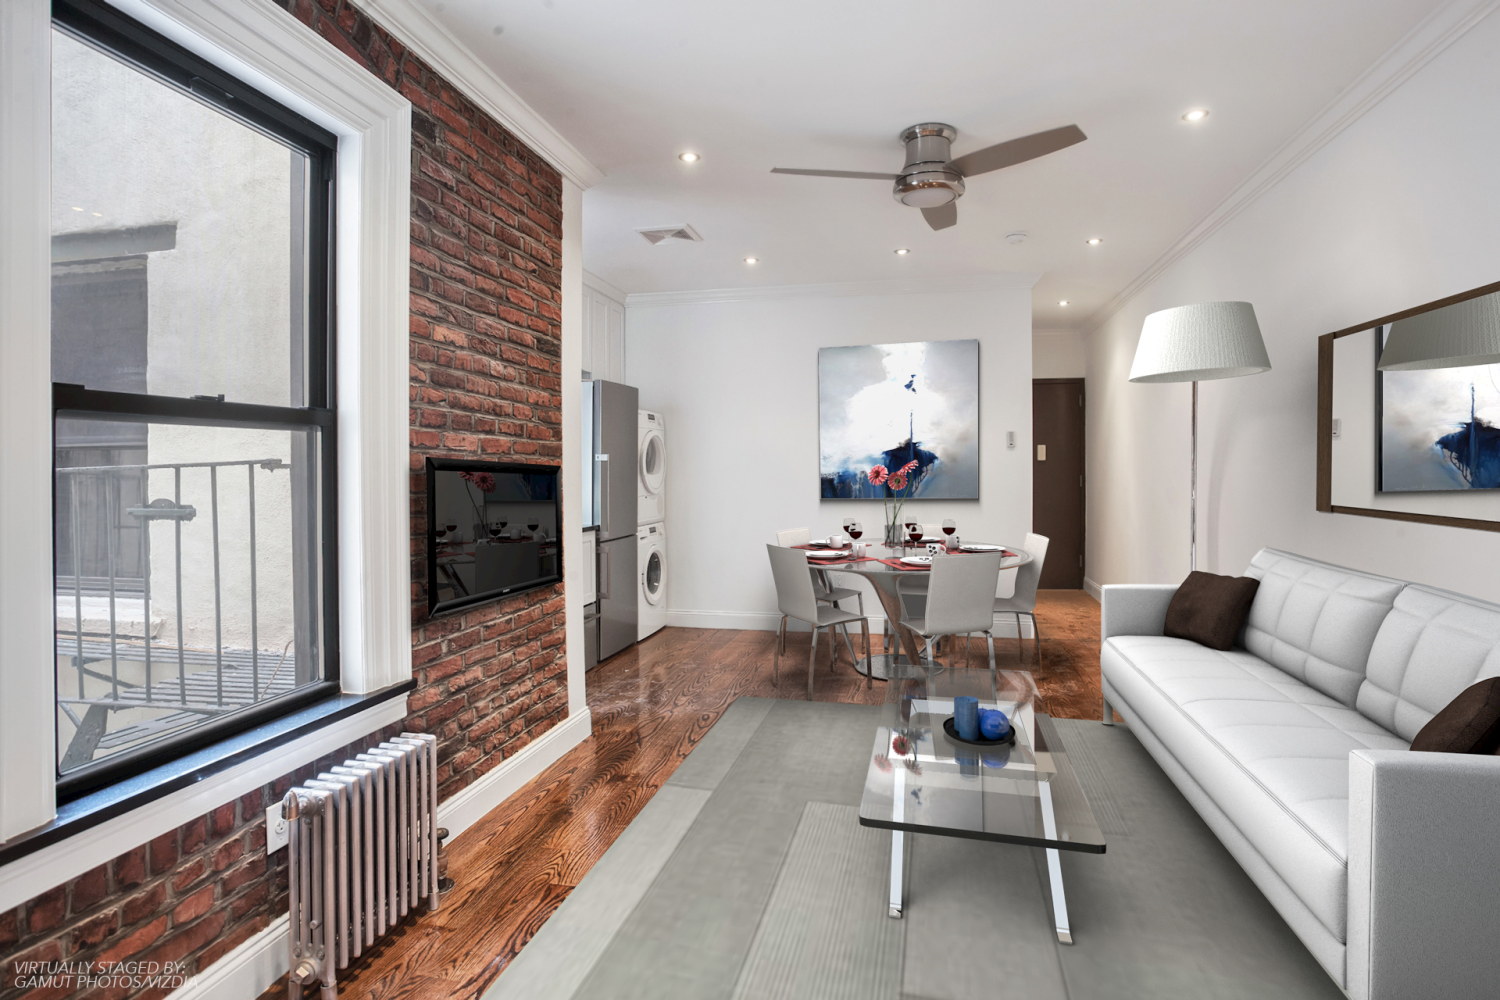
[282, 733, 440, 998]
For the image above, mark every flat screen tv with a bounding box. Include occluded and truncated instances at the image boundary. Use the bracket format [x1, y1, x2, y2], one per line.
[426, 458, 561, 617]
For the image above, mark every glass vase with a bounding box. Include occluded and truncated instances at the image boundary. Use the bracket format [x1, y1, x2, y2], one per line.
[884, 522, 901, 547]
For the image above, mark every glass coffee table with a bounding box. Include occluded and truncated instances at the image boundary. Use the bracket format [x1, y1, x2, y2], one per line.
[858, 662, 1106, 943]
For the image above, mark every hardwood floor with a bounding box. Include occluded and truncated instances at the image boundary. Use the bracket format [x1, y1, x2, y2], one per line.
[258, 590, 1102, 1000]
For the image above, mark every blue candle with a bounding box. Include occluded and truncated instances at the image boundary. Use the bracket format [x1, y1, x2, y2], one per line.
[953, 696, 979, 740]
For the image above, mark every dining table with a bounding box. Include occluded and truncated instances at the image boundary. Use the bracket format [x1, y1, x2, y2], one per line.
[797, 539, 1032, 680]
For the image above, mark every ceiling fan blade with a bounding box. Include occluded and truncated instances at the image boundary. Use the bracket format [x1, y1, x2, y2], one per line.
[947, 124, 1087, 178]
[770, 168, 898, 180]
[922, 203, 957, 231]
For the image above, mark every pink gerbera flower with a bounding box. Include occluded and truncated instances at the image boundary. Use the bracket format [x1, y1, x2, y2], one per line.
[898, 460, 919, 476]
[459, 471, 496, 493]
[867, 464, 888, 485]
[888, 472, 907, 491]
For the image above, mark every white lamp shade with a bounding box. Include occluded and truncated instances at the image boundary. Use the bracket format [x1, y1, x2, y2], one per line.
[1129, 301, 1272, 383]
[1377, 291, 1500, 371]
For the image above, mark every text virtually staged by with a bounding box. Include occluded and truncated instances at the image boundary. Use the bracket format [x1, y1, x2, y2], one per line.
[3, 1, 1500, 999]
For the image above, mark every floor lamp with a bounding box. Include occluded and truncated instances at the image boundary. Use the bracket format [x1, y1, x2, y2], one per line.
[1128, 301, 1271, 572]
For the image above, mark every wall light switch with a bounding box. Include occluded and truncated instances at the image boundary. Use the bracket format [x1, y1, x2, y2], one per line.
[1006, 431, 1015, 449]
[1036, 444, 1047, 461]
[266, 804, 289, 853]
[1331, 418, 1341, 439]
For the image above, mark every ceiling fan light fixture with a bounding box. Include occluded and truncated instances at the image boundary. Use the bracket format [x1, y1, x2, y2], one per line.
[893, 171, 963, 208]
[1182, 109, 1209, 122]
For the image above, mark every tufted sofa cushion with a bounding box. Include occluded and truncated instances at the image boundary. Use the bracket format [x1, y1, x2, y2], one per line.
[1357, 585, 1500, 742]
[1241, 550, 1404, 707]
[1102, 635, 1408, 942]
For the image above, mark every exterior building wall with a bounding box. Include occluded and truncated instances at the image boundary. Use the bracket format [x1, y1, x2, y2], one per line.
[3, 1, 568, 994]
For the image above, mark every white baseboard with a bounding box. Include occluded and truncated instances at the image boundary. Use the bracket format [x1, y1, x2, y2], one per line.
[436, 707, 592, 839]
[173, 914, 289, 1000]
[1083, 577, 1103, 602]
[169, 708, 593, 1000]
[663, 609, 1036, 638]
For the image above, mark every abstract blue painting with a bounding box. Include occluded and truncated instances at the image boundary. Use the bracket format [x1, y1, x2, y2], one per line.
[1380, 324, 1500, 491]
[819, 339, 979, 499]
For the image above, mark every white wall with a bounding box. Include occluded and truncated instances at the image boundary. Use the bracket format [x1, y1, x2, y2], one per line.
[1033, 328, 1086, 378]
[1084, 6, 1500, 601]
[626, 277, 1036, 628]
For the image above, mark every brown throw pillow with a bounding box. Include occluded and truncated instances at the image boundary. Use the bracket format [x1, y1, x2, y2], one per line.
[1163, 571, 1260, 651]
[1409, 678, 1500, 754]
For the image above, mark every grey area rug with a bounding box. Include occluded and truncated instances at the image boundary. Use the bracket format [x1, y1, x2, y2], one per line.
[485, 697, 1343, 1000]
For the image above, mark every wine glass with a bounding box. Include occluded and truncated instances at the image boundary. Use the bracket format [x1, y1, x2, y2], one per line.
[434, 526, 448, 543]
[847, 522, 863, 540]
[907, 522, 923, 545]
[942, 518, 957, 551]
[446, 523, 459, 543]
[527, 518, 540, 538]
[488, 523, 503, 542]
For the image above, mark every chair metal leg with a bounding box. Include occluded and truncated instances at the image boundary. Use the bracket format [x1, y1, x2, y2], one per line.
[1039, 779, 1072, 943]
[808, 625, 820, 700]
[863, 618, 872, 690]
[1015, 613, 1026, 664]
[985, 632, 997, 693]
[1031, 612, 1043, 669]
[773, 615, 786, 688]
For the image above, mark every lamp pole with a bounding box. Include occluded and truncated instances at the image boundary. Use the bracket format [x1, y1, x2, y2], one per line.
[1190, 380, 1197, 573]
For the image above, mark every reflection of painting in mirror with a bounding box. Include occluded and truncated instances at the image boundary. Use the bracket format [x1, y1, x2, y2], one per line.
[1380, 323, 1500, 491]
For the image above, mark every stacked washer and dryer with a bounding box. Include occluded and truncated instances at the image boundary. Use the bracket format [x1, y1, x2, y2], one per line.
[636, 410, 667, 640]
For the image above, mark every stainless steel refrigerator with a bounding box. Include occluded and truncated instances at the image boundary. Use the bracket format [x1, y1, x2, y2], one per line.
[584, 379, 638, 660]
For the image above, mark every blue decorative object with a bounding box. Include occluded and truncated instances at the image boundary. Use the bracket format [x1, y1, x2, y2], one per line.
[978, 708, 1010, 741]
[953, 696, 979, 740]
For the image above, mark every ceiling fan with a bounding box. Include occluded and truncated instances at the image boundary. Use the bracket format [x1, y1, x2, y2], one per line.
[771, 123, 1086, 230]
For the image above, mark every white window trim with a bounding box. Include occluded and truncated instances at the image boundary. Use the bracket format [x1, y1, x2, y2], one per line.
[0, 0, 411, 845]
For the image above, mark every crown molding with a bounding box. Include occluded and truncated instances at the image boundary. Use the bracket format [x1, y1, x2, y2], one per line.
[626, 272, 1041, 308]
[1082, 0, 1500, 336]
[354, 0, 605, 190]
[583, 269, 629, 304]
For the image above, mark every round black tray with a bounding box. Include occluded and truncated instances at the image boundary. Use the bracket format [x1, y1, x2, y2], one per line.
[942, 716, 1016, 747]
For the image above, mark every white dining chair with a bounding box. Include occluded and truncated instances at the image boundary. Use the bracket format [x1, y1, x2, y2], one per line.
[766, 544, 871, 699]
[898, 551, 1005, 687]
[994, 532, 1049, 667]
[775, 527, 864, 664]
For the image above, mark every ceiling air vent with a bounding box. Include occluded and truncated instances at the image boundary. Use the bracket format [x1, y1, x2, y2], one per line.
[636, 224, 703, 245]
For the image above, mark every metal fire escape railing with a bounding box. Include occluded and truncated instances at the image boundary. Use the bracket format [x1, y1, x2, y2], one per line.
[55, 457, 296, 766]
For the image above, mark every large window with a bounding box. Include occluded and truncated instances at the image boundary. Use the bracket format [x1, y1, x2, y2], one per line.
[51, 0, 339, 796]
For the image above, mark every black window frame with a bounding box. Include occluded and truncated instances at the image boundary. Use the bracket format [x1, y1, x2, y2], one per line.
[51, 0, 343, 802]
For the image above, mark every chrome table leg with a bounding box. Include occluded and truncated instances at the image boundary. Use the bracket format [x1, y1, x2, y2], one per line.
[1038, 779, 1072, 943]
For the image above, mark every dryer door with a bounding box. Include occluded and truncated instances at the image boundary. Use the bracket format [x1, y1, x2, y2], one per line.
[643, 545, 665, 606]
[639, 427, 665, 497]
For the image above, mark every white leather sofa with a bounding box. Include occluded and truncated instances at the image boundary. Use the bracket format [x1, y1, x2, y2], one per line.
[1100, 549, 1500, 1000]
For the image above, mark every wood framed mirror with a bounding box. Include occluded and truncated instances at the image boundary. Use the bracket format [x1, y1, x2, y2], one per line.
[1317, 279, 1500, 532]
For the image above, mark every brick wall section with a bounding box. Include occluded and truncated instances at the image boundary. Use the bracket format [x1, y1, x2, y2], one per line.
[2, 0, 568, 995]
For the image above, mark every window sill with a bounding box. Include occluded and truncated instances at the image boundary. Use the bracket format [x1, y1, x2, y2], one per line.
[0, 681, 411, 906]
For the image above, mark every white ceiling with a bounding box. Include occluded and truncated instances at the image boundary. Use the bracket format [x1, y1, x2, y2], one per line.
[425, 0, 1443, 326]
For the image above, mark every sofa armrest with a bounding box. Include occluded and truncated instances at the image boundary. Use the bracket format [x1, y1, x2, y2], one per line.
[1347, 750, 1500, 1000]
[1099, 584, 1178, 641]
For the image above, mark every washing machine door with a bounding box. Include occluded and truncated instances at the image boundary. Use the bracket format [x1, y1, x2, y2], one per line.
[643, 545, 665, 606]
[639, 427, 665, 497]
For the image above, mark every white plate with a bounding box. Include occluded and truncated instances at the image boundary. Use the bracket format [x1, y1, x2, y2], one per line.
[900, 555, 932, 566]
[961, 544, 1004, 552]
[807, 549, 848, 559]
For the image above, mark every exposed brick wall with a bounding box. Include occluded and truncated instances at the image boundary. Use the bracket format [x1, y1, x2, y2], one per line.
[2, 1, 568, 995]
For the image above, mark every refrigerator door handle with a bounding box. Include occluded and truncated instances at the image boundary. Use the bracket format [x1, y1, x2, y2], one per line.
[598, 545, 610, 599]
[596, 454, 610, 534]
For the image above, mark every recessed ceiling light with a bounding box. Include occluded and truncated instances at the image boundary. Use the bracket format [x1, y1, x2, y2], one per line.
[91, 212, 102, 217]
[1182, 109, 1209, 122]
[744, 257, 758, 264]
[1086, 237, 1103, 246]
[71, 206, 83, 212]
[679, 152, 700, 163]
[894, 248, 910, 255]
[1058, 300, 1070, 306]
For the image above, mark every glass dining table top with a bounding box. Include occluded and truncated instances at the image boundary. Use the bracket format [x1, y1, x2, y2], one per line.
[857, 661, 1106, 854]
